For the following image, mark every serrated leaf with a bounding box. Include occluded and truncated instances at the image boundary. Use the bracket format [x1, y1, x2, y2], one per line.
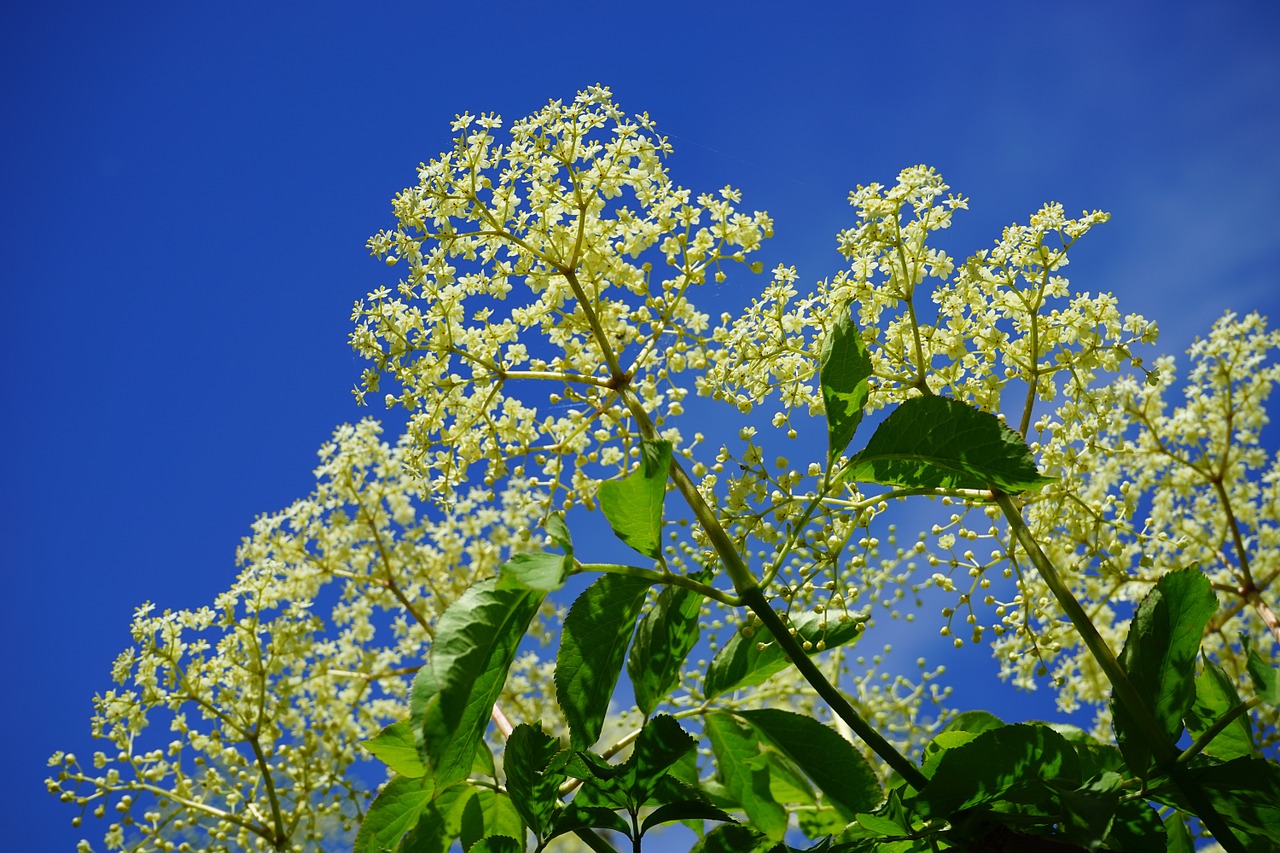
[689, 823, 777, 853]
[355, 775, 434, 853]
[363, 720, 427, 778]
[598, 440, 671, 559]
[627, 571, 709, 716]
[1178, 757, 1280, 850]
[735, 708, 882, 819]
[1111, 568, 1216, 778]
[703, 609, 867, 699]
[855, 812, 910, 837]
[503, 723, 564, 838]
[820, 307, 873, 464]
[704, 711, 790, 841]
[1162, 811, 1195, 853]
[398, 783, 479, 853]
[912, 723, 1081, 819]
[571, 715, 699, 815]
[844, 395, 1053, 493]
[459, 789, 524, 851]
[497, 551, 571, 593]
[641, 800, 735, 835]
[1186, 660, 1255, 760]
[555, 573, 652, 748]
[412, 579, 544, 791]
[467, 837, 523, 853]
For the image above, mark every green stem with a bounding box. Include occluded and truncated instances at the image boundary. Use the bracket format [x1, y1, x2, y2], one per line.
[993, 492, 1246, 852]
[576, 562, 741, 606]
[741, 586, 930, 790]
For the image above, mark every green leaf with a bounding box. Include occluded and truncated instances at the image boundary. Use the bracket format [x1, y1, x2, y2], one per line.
[912, 723, 1081, 819]
[940, 709, 1005, 735]
[598, 439, 672, 559]
[570, 715, 699, 814]
[555, 573, 652, 748]
[1162, 811, 1195, 853]
[398, 782, 479, 853]
[355, 775, 434, 853]
[820, 307, 873, 464]
[704, 710, 790, 841]
[1111, 568, 1216, 778]
[627, 570, 709, 716]
[689, 820, 778, 853]
[843, 395, 1053, 493]
[1179, 757, 1280, 850]
[459, 789, 524, 851]
[363, 720, 427, 779]
[1242, 634, 1280, 705]
[503, 723, 564, 839]
[467, 838, 523, 853]
[412, 579, 544, 791]
[735, 708, 882, 819]
[854, 812, 910, 837]
[641, 800, 735, 835]
[498, 515, 573, 592]
[1186, 659, 1256, 760]
[703, 609, 867, 699]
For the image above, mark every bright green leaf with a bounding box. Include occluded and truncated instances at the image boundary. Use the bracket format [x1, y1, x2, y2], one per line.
[703, 609, 867, 700]
[627, 571, 709, 716]
[1162, 811, 1195, 853]
[363, 720, 426, 779]
[912, 723, 1081, 819]
[736, 708, 882, 819]
[555, 573, 652, 748]
[1186, 659, 1255, 760]
[354, 776, 434, 853]
[413, 579, 544, 791]
[398, 783, 479, 853]
[820, 307, 872, 464]
[598, 440, 671, 559]
[704, 710, 790, 841]
[496, 551, 571, 593]
[641, 800, 735, 835]
[1112, 568, 1216, 778]
[459, 789, 524, 850]
[844, 395, 1053, 493]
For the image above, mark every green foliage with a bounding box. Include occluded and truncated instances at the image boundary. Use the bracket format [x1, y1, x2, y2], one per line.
[51, 88, 1280, 853]
[844, 395, 1054, 493]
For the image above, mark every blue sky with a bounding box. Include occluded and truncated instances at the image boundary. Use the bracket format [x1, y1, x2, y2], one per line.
[6, 2, 1280, 850]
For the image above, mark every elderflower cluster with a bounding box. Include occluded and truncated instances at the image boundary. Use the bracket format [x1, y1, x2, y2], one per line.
[349, 85, 771, 509]
[48, 421, 565, 851]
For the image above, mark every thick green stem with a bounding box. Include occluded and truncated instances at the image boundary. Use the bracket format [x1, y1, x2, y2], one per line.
[994, 492, 1246, 852]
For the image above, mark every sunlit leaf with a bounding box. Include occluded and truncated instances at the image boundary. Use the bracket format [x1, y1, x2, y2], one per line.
[627, 570, 709, 716]
[820, 307, 872, 464]
[598, 440, 671, 559]
[703, 610, 867, 699]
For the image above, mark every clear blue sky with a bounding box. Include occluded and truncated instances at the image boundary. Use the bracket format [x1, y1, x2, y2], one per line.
[5, 2, 1279, 849]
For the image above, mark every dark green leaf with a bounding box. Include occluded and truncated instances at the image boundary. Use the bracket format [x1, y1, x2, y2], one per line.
[704, 711, 790, 841]
[355, 776, 434, 853]
[736, 708, 882, 819]
[503, 723, 564, 838]
[571, 715, 699, 814]
[912, 723, 1081, 819]
[1242, 634, 1280, 705]
[844, 395, 1053, 493]
[640, 800, 735, 835]
[689, 823, 779, 853]
[703, 609, 868, 699]
[548, 805, 632, 838]
[598, 440, 672, 559]
[1186, 659, 1255, 760]
[555, 573, 652, 748]
[1112, 568, 1216, 778]
[467, 837, 523, 853]
[1180, 757, 1280, 851]
[363, 720, 427, 779]
[1099, 796, 1166, 853]
[412, 579, 544, 791]
[820, 307, 873, 464]
[627, 571, 709, 716]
